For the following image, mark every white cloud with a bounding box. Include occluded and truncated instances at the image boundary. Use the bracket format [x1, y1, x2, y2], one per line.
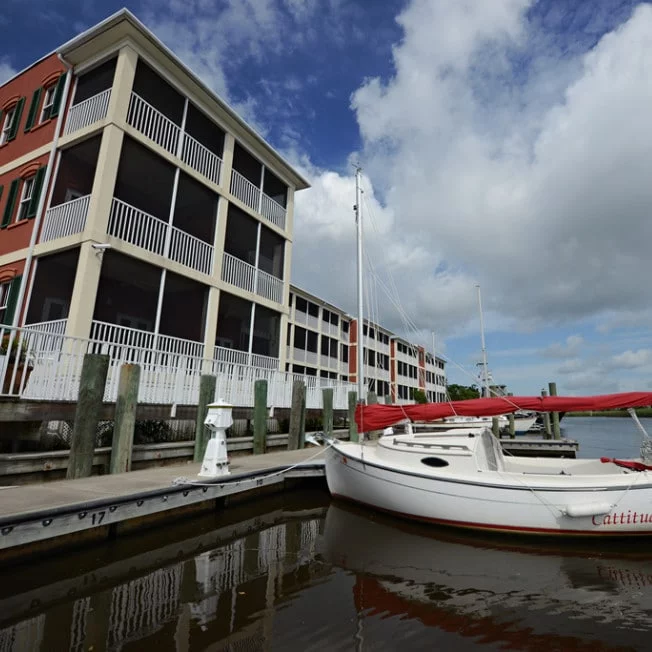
[542, 335, 584, 359]
[0, 58, 17, 85]
[609, 349, 652, 370]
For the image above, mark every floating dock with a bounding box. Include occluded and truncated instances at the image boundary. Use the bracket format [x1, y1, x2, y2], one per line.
[501, 437, 579, 458]
[0, 447, 326, 559]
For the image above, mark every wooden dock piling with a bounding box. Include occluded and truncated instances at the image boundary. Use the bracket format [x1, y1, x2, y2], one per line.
[253, 380, 267, 454]
[109, 363, 141, 474]
[67, 354, 110, 480]
[348, 391, 358, 443]
[549, 381, 561, 440]
[322, 388, 334, 438]
[288, 380, 306, 450]
[193, 374, 217, 463]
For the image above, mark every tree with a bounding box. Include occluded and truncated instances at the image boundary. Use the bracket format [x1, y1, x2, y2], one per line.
[446, 384, 480, 401]
[410, 388, 428, 404]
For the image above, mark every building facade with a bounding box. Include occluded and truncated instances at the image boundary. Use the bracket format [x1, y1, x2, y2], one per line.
[0, 9, 446, 404]
[0, 10, 308, 371]
[286, 286, 447, 404]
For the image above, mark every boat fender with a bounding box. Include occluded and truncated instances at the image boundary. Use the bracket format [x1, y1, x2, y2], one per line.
[563, 503, 613, 518]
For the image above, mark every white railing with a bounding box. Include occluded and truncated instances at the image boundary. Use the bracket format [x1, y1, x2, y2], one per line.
[221, 254, 283, 304]
[108, 198, 167, 256]
[260, 192, 286, 230]
[256, 268, 283, 303]
[169, 226, 213, 276]
[0, 323, 356, 406]
[230, 169, 261, 213]
[181, 133, 222, 185]
[64, 88, 111, 135]
[221, 253, 256, 294]
[127, 92, 180, 156]
[213, 346, 279, 370]
[40, 194, 91, 242]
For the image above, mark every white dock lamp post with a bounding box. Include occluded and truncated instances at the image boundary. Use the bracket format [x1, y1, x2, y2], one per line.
[198, 400, 232, 478]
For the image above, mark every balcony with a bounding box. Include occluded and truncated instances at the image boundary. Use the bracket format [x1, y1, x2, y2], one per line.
[90, 320, 205, 360]
[64, 89, 111, 135]
[213, 345, 279, 370]
[108, 198, 214, 276]
[40, 194, 90, 242]
[221, 253, 283, 304]
[230, 169, 287, 230]
[126, 92, 223, 188]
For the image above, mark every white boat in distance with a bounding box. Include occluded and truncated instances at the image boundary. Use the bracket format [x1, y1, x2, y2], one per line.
[324, 392, 652, 537]
[431, 413, 537, 434]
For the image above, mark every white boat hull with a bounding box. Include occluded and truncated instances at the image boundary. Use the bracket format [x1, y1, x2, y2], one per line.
[325, 438, 652, 536]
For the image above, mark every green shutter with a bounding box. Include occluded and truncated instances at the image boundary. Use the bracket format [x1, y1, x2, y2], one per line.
[7, 97, 24, 142]
[26, 167, 46, 219]
[1, 275, 22, 326]
[0, 186, 3, 207]
[24, 87, 43, 132]
[49, 74, 66, 118]
[0, 179, 19, 228]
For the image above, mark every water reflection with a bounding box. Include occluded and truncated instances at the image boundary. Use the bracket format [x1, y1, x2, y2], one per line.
[0, 492, 328, 652]
[1, 492, 651, 650]
[320, 502, 652, 650]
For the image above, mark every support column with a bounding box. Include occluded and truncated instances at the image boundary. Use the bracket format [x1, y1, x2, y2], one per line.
[64, 241, 105, 340]
[107, 45, 139, 127]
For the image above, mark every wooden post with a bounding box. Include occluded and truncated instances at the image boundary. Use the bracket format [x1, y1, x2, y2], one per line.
[541, 389, 552, 439]
[348, 391, 358, 442]
[109, 363, 141, 474]
[549, 381, 561, 440]
[491, 416, 500, 437]
[67, 354, 110, 480]
[507, 392, 515, 438]
[322, 387, 334, 438]
[253, 379, 267, 455]
[193, 374, 216, 462]
[366, 391, 380, 439]
[288, 380, 306, 450]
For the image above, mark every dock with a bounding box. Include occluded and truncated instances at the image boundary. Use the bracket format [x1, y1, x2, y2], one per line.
[501, 437, 579, 458]
[0, 447, 326, 559]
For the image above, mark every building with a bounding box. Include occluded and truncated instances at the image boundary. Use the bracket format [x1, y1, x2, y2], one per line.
[0, 8, 446, 404]
[0, 9, 307, 371]
[287, 286, 447, 404]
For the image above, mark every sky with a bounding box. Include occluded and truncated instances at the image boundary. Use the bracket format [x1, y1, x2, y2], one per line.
[2, 0, 652, 396]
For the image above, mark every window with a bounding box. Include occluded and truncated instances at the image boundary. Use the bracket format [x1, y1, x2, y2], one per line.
[40, 86, 57, 123]
[0, 107, 17, 145]
[0, 282, 10, 312]
[16, 177, 35, 222]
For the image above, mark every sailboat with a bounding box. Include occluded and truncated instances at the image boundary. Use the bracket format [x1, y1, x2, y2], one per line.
[322, 171, 652, 537]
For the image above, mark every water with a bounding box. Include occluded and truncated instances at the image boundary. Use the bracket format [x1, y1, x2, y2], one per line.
[1, 417, 652, 651]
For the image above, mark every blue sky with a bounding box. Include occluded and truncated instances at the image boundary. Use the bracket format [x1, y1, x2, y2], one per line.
[3, 0, 652, 396]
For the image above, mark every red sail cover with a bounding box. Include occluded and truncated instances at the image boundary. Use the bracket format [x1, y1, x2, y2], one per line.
[355, 392, 652, 432]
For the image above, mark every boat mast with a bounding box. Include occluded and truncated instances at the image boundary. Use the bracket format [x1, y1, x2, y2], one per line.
[476, 284, 490, 398]
[355, 166, 365, 402]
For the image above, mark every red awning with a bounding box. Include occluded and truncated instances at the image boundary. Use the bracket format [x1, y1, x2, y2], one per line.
[355, 392, 652, 432]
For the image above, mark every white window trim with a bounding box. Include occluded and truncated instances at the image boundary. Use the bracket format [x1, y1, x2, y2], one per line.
[40, 86, 56, 124]
[0, 106, 16, 145]
[16, 177, 35, 223]
[0, 281, 10, 311]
